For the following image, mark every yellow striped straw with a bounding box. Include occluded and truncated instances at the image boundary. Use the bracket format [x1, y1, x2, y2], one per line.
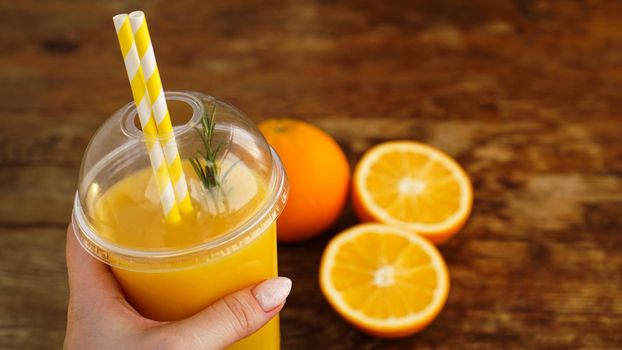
[113, 14, 182, 224]
[129, 11, 194, 214]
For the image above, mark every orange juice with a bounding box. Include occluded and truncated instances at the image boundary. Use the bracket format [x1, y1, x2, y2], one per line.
[90, 161, 280, 349]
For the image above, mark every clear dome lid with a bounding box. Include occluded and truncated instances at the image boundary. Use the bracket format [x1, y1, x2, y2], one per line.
[72, 91, 288, 269]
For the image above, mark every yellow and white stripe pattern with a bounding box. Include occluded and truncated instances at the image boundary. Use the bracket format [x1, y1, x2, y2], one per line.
[128, 11, 193, 214]
[113, 14, 181, 224]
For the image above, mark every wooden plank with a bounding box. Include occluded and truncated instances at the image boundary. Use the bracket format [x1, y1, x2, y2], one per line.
[0, 1, 622, 121]
[0, 228, 67, 350]
[1, 116, 620, 226]
[0, 112, 99, 167]
[3, 227, 618, 349]
[0, 166, 76, 225]
[1, 113, 620, 170]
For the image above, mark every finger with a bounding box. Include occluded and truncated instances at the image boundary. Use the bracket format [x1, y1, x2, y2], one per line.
[167, 277, 292, 350]
[66, 225, 123, 301]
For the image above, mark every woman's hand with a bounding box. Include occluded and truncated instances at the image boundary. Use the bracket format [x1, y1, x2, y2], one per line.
[64, 226, 292, 350]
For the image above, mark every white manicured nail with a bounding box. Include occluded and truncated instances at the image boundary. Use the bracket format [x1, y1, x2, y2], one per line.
[252, 277, 292, 312]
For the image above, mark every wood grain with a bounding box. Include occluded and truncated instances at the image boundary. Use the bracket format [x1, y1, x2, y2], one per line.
[1, 0, 621, 349]
[0, 228, 67, 349]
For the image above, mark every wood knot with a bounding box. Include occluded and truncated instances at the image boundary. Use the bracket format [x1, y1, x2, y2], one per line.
[41, 38, 80, 54]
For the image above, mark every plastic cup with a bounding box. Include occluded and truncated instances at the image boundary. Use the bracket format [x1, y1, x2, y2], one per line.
[72, 91, 288, 349]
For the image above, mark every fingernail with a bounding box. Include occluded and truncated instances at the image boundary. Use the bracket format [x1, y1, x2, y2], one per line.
[252, 277, 292, 312]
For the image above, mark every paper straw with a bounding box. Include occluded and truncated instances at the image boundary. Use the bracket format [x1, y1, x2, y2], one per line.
[113, 14, 181, 224]
[128, 11, 194, 214]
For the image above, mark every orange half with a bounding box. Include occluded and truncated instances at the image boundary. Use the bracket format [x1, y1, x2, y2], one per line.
[319, 223, 450, 338]
[353, 141, 473, 244]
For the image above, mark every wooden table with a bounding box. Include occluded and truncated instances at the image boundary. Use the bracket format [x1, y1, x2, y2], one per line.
[1, 0, 621, 348]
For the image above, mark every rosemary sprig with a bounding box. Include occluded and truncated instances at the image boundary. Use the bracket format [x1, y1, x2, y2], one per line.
[190, 108, 221, 189]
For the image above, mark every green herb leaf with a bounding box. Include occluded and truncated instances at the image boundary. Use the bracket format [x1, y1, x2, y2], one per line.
[191, 108, 222, 189]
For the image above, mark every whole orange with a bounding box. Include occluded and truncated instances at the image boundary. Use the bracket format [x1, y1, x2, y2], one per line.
[259, 118, 350, 242]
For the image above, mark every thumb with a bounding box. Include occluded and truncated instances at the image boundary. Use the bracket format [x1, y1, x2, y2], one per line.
[164, 277, 292, 350]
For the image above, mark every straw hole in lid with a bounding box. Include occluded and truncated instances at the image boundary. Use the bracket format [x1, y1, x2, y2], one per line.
[127, 107, 194, 132]
[120, 92, 204, 139]
[168, 99, 194, 127]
